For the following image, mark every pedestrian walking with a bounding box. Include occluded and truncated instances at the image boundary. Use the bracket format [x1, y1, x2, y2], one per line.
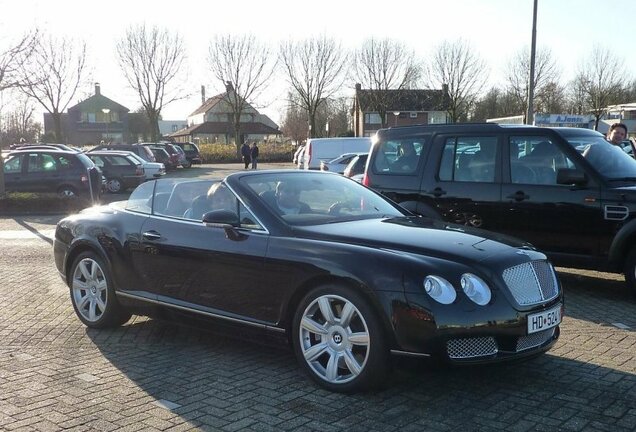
[241, 142, 251, 169]
[250, 142, 259, 170]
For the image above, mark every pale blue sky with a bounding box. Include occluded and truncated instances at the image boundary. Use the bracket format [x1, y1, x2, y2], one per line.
[1, 0, 633, 124]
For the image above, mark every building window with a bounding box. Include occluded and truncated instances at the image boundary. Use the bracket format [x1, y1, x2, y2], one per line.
[364, 113, 382, 124]
[172, 125, 178, 132]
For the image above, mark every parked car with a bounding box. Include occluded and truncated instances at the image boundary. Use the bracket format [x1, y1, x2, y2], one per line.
[172, 143, 191, 168]
[10, 143, 80, 152]
[303, 137, 372, 170]
[89, 143, 156, 163]
[343, 153, 368, 178]
[140, 142, 182, 168]
[3, 149, 102, 199]
[148, 146, 177, 171]
[54, 170, 562, 393]
[320, 152, 366, 174]
[173, 141, 202, 165]
[364, 123, 636, 294]
[114, 151, 166, 180]
[85, 151, 146, 193]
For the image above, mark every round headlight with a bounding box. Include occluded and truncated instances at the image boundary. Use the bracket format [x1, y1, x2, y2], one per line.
[460, 273, 491, 305]
[423, 275, 456, 304]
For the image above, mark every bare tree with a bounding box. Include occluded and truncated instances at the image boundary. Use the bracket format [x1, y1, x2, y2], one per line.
[566, 78, 587, 115]
[575, 46, 626, 130]
[19, 34, 87, 143]
[472, 87, 521, 121]
[279, 36, 347, 138]
[0, 94, 41, 146]
[0, 31, 38, 92]
[207, 34, 277, 154]
[117, 25, 186, 141]
[280, 94, 309, 144]
[426, 39, 487, 122]
[504, 47, 560, 115]
[352, 37, 421, 128]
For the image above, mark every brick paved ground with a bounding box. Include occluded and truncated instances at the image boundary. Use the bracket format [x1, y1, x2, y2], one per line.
[1, 217, 635, 431]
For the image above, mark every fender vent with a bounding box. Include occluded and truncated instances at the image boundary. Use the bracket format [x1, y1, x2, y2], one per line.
[604, 205, 628, 221]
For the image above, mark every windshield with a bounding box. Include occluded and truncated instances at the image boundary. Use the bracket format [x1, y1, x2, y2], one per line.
[562, 134, 636, 179]
[242, 172, 405, 225]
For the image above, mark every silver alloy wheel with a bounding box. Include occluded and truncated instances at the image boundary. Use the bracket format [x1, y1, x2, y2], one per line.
[58, 188, 76, 198]
[299, 294, 370, 384]
[72, 258, 108, 323]
[107, 178, 121, 193]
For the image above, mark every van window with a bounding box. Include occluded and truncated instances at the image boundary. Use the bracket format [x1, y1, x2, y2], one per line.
[439, 136, 497, 182]
[510, 137, 574, 185]
[373, 139, 426, 174]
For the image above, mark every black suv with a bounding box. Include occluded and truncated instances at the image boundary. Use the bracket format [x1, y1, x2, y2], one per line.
[3, 149, 102, 199]
[364, 123, 636, 293]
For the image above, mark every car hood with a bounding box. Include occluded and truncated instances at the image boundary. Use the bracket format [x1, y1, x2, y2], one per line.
[296, 216, 536, 264]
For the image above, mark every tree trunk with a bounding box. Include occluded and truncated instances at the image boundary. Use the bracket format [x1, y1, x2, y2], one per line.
[147, 110, 161, 141]
[0, 154, 5, 197]
[52, 111, 64, 143]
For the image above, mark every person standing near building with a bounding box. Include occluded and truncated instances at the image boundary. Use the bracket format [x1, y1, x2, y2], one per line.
[241, 142, 251, 169]
[606, 123, 628, 145]
[250, 141, 259, 170]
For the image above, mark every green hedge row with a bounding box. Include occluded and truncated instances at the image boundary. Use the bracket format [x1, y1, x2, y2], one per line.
[198, 143, 296, 163]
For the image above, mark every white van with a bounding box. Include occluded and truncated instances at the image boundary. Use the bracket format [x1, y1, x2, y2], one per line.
[303, 137, 372, 170]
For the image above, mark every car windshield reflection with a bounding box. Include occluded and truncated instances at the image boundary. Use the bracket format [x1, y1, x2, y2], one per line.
[565, 136, 636, 179]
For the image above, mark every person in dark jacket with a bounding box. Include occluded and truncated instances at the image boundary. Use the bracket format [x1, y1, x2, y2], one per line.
[250, 142, 259, 169]
[241, 142, 251, 169]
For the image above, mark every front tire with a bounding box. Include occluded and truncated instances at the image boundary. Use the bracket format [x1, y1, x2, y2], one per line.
[624, 247, 636, 296]
[292, 284, 389, 393]
[69, 252, 131, 328]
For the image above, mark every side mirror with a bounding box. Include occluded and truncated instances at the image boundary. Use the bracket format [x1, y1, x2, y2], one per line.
[202, 210, 245, 241]
[202, 209, 239, 227]
[556, 168, 587, 186]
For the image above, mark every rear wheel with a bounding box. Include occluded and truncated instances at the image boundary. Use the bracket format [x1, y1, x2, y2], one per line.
[624, 247, 636, 296]
[292, 284, 389, 393]
[57, 185, 77, 198]
[106, 178, 122, 193]
[69, 252, 131, 328]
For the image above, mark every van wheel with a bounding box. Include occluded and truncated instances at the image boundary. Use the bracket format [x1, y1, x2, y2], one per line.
[624, 247, 636, 296]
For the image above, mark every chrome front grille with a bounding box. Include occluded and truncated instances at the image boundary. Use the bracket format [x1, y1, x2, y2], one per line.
[447, 337, 498, 359]
[502, 261, 559, 306]
[516, 328, 555, 352]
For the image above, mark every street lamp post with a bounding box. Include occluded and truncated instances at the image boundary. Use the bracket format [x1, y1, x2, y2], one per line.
[101, 108, 111, 143]
[393, 111, 400, 127]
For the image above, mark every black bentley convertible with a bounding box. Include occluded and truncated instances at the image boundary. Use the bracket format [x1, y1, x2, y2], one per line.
[54, 170, 562, 392]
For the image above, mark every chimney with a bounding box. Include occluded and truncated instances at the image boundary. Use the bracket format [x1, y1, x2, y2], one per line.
[95, 82, 101, 96]
[355, 83, 361, 92]
[225, 81, 234, 93]
[201, 85, 206, 104]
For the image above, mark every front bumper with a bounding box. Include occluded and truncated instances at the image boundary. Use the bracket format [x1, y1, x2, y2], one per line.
[391, 296, 563, 364]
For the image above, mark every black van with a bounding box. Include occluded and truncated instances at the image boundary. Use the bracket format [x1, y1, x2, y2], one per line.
[364, 123, 636, 294]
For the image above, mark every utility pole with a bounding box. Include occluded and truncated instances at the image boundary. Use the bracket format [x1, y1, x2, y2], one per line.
[526, 0, 538, 125]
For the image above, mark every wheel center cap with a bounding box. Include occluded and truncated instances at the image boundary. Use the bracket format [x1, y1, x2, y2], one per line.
[90, 286, 97, 294]
[332, 332, 343, 344]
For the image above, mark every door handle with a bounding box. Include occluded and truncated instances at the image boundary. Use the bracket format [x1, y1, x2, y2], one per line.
[427, 187, 447, 197]
[142, 231, 162, 240]
[506, 191, 530, 201]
